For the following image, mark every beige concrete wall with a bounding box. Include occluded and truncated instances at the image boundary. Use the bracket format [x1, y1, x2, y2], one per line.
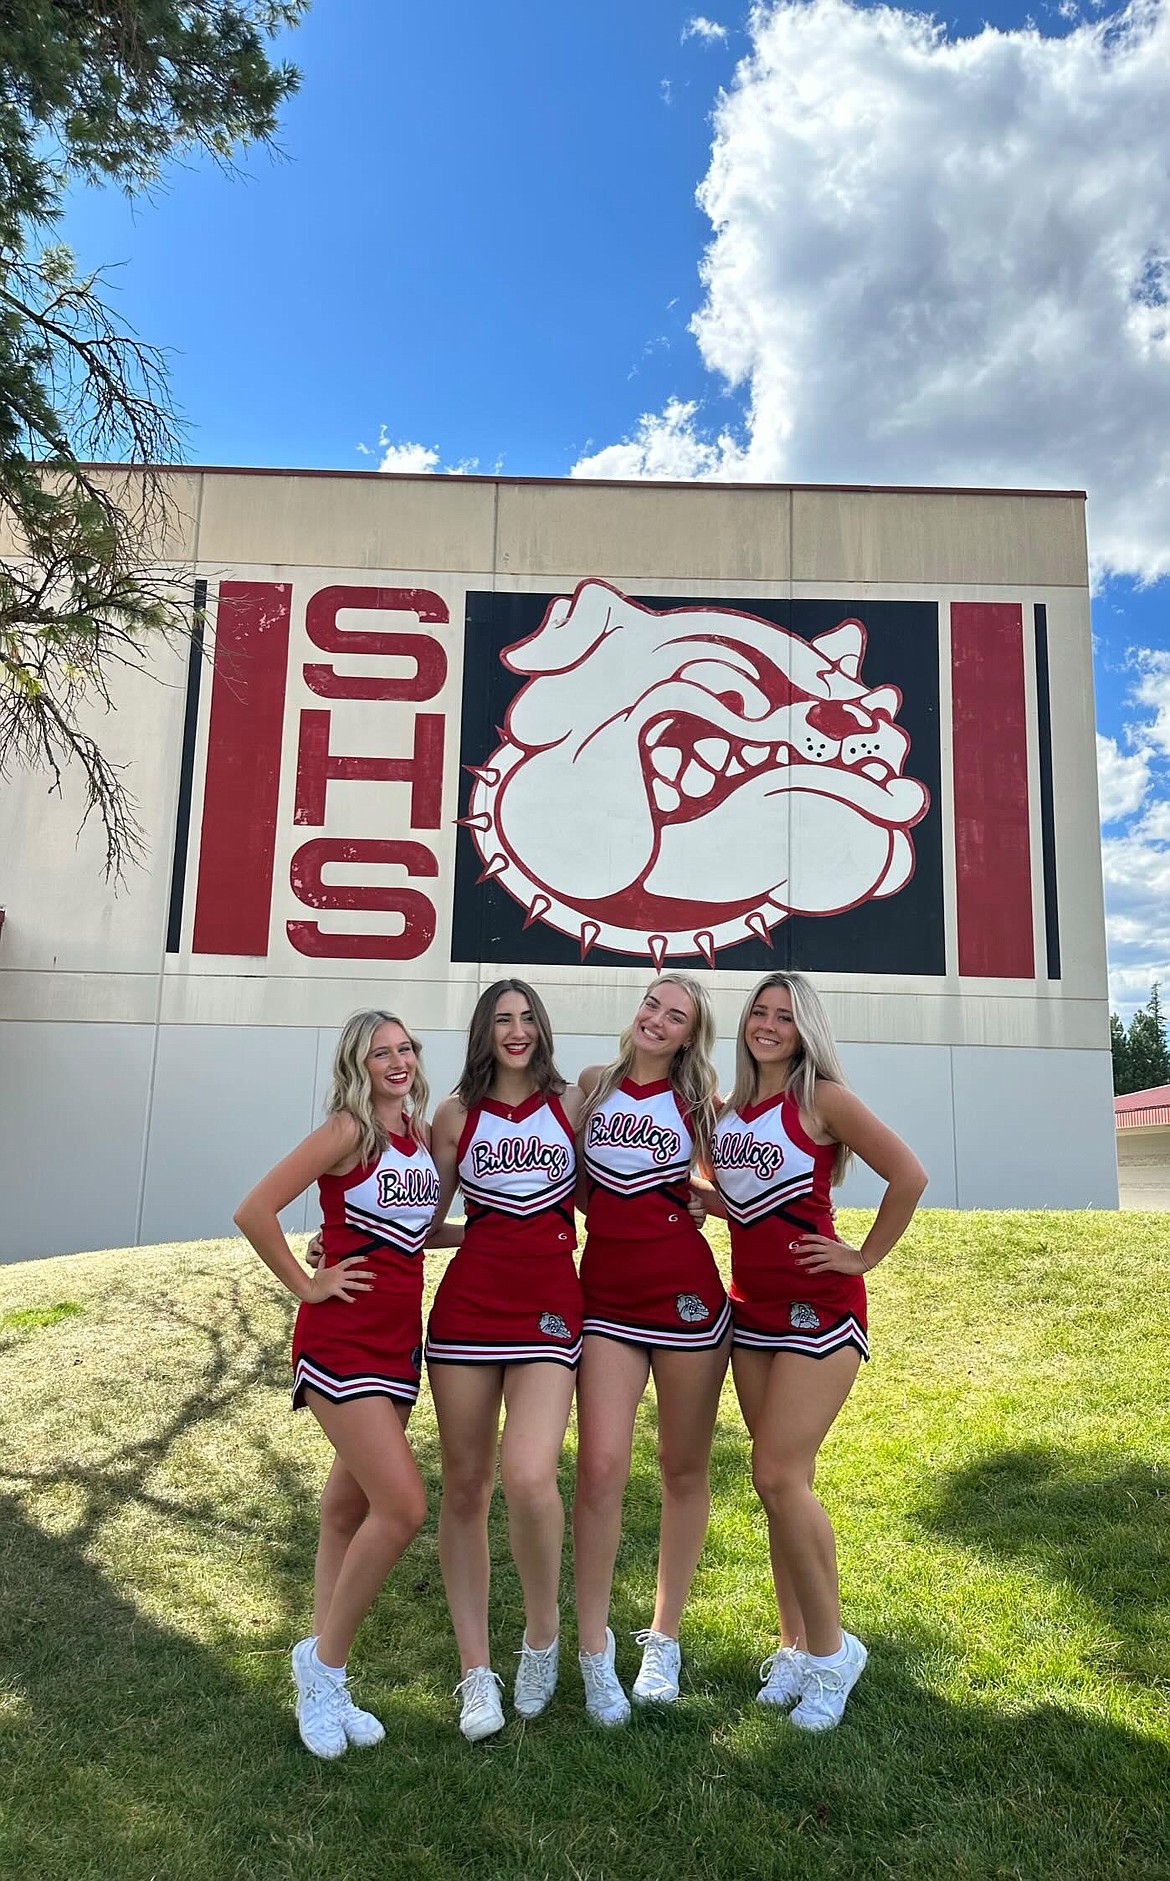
[0, 471, 1102, 1041]
[0, 469, 1117, 1250]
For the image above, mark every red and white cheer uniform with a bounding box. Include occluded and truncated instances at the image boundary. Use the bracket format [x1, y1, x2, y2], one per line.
[580, 1077, 729, 1350]
[291, 1131, 440, 1408]
[425, 1091, 582, 1368]
[711, 1089, 868, 1360]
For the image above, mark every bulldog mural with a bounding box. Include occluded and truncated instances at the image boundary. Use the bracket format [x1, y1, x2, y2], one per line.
[460, 580, 931, 967]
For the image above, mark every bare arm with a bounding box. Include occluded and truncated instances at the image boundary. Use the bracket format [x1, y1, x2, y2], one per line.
[295, 1113, 465, 1266]
[427, 1094, 467, 1239]
[572, 1065, 603, 1214]
[558, 1080, 587, 1133]
[794, 1082, 927, 1278]
[689, 1172, 727, 1220]
[233, 1116, 375, 1305]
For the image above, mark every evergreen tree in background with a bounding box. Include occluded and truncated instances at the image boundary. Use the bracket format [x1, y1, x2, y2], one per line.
[1110, 1011, 1131, 1095]
[0, 2, 308, 874]
[1111, 983, 1170, 1095]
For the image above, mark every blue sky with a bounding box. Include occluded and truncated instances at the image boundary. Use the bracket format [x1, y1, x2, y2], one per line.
[59, 0, 1170, 1015]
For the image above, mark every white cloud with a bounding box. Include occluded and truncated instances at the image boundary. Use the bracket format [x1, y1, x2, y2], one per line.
[1130, 647, 1170, 755]
[1107, 956, 1170, 1017]
[1096, 732, 1150, 823]
[1102, 826, 1170, 1014]
[572, 0, 1170, 582]
[572, 396, 746, 480]
[682, 15, 729, 42]
[365, 428, 480, 475]
[1134, 798, 1170, 841]
[1099, 643, 1170, 1012]
[376, 436, 440, 474]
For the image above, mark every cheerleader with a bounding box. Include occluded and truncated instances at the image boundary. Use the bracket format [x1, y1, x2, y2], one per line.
[705, 973, 926, 1730]
[233, 1010, 459, 1759]
[572, 975, 726, 1723]
[426, 979, 585, 1741]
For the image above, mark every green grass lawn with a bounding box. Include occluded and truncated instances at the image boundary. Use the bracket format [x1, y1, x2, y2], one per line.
[1, 1212, 1168, 1881]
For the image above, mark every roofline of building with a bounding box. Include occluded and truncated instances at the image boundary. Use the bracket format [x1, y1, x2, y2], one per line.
[1116, 1106, 1170, 1127]
[101, 464, 1089, 501]
[1114, 1083, 1170, 1109]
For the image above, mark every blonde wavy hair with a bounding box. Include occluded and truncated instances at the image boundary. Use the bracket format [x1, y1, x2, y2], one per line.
[326, 1009, 430, 1165]
[582, 974, 719, 1166]
[720, 972, 852, 1186]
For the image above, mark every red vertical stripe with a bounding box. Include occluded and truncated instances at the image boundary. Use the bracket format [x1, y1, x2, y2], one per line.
[951, 601, 1034, 978]
[192, 581, 292, 955]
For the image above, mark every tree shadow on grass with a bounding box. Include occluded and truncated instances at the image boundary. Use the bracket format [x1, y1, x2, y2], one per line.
[0, 1277, 506, 1881]
[593, 1427, 1170, 1878]
[0, 1277, 304, 1556]
[914, 1445, 1170, 1680]
[0, 1267, 460, 1652]
[6, 1490, 1168, 1881]
[701, 1630, 1170, 1881]
[4, 1328, 1170, 1881]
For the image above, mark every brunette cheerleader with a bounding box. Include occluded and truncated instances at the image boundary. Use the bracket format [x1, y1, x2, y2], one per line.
[426, 979, 585, 1740]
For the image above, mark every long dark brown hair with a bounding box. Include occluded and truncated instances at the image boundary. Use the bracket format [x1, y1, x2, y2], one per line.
[456, 978, 566, 1109]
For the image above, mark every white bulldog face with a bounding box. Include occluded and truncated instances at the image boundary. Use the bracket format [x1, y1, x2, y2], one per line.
[462, 580, 931, 964]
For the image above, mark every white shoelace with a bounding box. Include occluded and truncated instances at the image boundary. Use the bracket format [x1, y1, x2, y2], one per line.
[514, 1641, 557, 1693]
[454, 1667, 504, 1703]
[799, 1662, 849, 1702]
[633, 1630, 676, 1684]
[759, 1645, 804, 1679]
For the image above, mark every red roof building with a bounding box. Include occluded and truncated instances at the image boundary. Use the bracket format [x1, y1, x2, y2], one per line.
[1115, 1085, 1170, 1127]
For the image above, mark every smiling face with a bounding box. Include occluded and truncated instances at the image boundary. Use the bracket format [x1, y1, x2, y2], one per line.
[743, 985, 801, 1072]
[631, 979, 696, 1066]
[491, 990, 540, 1071]
[365, 1021, 417, 1105]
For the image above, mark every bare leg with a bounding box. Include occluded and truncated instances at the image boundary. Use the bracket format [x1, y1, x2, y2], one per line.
[313, 1458, 367, 1637]
[499, 1363, 577, 1648]
[746, 1348, 861, 1657]
[429, 1364, 504, 1672]
[732, 1348, 808, 1648]
[312, 1402, 411, 1634]
[573, 1337, 650, 1654]
[647, 1336, 730, 1637]
[304, 1391, 427, 1668]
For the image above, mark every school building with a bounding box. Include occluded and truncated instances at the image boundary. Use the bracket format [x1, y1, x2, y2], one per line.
[0, 469, 1117, 1260]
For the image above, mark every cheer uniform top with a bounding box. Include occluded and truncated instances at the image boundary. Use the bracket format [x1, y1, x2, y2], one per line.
[580, 1077, 730, 1350]
[425, 1091, 582, 1368]
[711, 1089, 868, 1360]
[291, 1131, 440, 1408]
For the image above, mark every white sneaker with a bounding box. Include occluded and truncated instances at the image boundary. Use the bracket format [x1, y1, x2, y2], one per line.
[756, 1644, 807, 1709]
[789, 1633, 868, 1732]
[632, 1629, 681, 1704]
[513, 1635, 559, 1718]
[291, 1637, 347, 1760]
[454, 1665, 506, 1742]
[579, 1626, 631, 1726]
[334, 1685, 385, 1748]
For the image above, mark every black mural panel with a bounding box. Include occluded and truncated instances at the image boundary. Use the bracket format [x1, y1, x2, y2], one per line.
[451, 584, 943, 975]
